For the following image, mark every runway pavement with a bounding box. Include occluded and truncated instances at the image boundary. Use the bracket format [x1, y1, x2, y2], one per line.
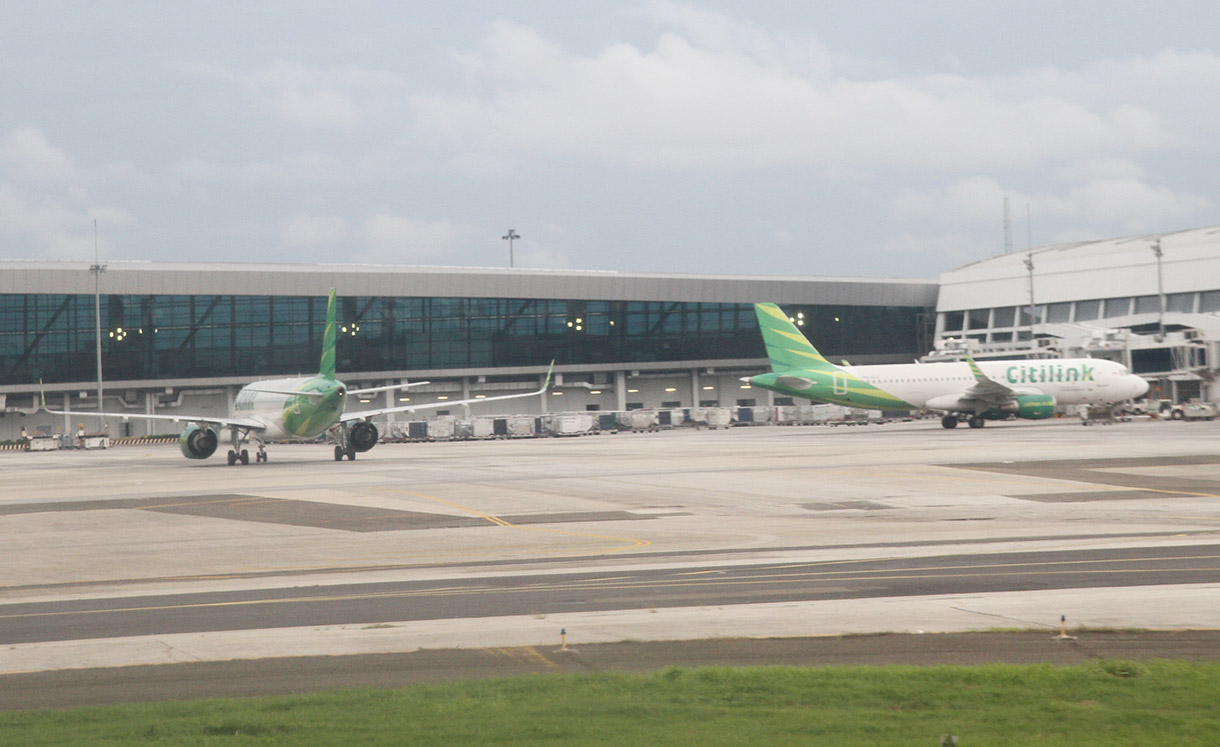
[2, 417, 1218, 706]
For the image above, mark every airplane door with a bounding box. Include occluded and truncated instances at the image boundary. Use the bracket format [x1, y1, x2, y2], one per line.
[832, 371, 849, 397]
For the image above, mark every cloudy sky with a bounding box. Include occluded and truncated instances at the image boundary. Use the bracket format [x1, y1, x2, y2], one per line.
[2, 1, 1218, 278]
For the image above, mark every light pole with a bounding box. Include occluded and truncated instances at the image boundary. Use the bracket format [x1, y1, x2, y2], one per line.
[1151, 239, 1165, 339]
[502, 228, 519, 268]
[90, 220, 106, 412]
[1023, 251, 1035, 337]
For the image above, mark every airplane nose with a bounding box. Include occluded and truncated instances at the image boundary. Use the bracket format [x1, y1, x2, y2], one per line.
[1133, 377, 1150, 398]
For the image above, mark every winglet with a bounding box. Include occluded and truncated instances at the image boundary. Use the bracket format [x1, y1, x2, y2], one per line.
[38, 379, 46, 411]
[964, 352, 987, 381]
[543, 360, 555, 390]
[320, 288, 337, 380]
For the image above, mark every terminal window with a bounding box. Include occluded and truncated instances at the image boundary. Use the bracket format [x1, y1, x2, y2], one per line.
[1167, 292, 1195, 313]
[1045, 302, 1071, 323]
[1075, 299, 1102, 321]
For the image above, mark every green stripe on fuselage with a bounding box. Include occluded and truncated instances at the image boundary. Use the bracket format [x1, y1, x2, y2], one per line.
[282, 377, 346, 438]
[749, 370, 916, 410]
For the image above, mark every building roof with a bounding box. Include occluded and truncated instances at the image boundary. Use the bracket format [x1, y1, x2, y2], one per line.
[0, 261, 939, 307]
[937, 225, 1220, 311]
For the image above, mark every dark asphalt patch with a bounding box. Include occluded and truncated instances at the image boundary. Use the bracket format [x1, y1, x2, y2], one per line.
[0, 494, 657, 532]
[946, 454, 1220, 501]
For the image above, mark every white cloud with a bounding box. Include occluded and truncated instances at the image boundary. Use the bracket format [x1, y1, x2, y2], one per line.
[362, 215, 471, 262]
[5, 5, 1219, 275]
[1048, 178, 1210, 229]
[175, 152, 353, 186]
[179, 59, 406, 129]
[0, 128, 136, 259]
[895, 174, 1210, 244]
[894, 177, 1010, 221]
[245, 60, 405, 128]
[0, 184, 134, 259]
[514, 244, 571, 269]
[405, 9, 1220, 177]
[283, 214, 348, 247]
[1, 126, 77, 184]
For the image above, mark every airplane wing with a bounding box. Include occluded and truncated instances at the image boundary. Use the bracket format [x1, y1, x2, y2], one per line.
[959, 355, 1018, 405]
[43, 404, 264, 431]
[347, 381, 431, 397]
[341, 364, 554, 423]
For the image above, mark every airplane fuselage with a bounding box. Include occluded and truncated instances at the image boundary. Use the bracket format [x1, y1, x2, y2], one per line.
[232, 376, 348, 440]
[750, 358, 1148, 411]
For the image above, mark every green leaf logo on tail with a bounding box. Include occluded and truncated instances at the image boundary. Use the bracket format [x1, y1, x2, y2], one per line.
[751, 302, 916, 410]
[319, 288, 337, 380]
[753, 303, 835, 373]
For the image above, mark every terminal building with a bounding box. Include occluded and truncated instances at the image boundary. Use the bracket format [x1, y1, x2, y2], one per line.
[0, 262, 936, 439]
[5, 223, 1220, 441]
[933, 225, 1220, 406]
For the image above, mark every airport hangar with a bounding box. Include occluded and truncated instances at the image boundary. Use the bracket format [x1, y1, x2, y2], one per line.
[5, 224, 1220, 441]
[0, 261, 937, 440]
[934, 225, 1220, 406]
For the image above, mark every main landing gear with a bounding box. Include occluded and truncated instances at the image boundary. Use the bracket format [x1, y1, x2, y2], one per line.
[224, 429, 267, 465]
[941, 414, 986, 429]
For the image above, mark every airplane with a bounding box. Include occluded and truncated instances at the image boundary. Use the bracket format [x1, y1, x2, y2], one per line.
[44, 289, 554, 464]
[745, 302, 1150, 429]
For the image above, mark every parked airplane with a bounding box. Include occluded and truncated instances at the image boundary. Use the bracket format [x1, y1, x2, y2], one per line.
[45, 289, 553, 463]
[745, 303, 1149, 429]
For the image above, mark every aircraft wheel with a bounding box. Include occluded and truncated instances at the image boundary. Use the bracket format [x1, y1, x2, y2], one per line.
[941, 415, 958, 429]
[227, 449, 237, 465]
[334, 446, 345, 461]
[240, 449, 249, 465]
[346, 449, 356, 461]
[968, 415, 985, 429]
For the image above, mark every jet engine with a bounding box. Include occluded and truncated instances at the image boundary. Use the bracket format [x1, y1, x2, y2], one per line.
[347, 421, 379, 452]
[1014, 393, 1055, 419]
[179, 423, 219, 459]
[980, 393, 1056, 420]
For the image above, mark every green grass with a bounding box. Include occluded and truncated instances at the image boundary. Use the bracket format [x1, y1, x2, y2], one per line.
[2, 660, 1218, 745]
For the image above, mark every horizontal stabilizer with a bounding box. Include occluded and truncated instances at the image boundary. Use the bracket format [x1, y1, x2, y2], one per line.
[776, 375, 816, 390]
[245, 387, 327, 399]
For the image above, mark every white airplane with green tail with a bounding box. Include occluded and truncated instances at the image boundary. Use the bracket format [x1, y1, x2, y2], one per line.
[745, 303, 1149, 429]
[45, 289, 553, 464]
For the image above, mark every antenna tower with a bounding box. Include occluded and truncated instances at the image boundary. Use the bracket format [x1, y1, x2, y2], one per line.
[1002, 196, 1012, 255]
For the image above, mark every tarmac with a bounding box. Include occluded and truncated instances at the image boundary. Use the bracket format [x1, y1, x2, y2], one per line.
[1, 416, 1218, 705]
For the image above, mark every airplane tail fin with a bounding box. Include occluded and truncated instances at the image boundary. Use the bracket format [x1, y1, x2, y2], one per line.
[320, 289, 337, 379]
[753, 303, 836, 373]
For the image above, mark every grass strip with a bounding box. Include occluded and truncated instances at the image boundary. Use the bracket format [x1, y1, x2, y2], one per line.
[1, 660, 1217, 745]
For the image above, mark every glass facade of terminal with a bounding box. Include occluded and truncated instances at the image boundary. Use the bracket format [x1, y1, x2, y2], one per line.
[939, 291, 1208, 344]
[1, 294, 929, 385]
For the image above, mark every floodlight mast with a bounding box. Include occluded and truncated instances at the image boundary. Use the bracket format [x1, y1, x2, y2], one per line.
[1024, 252, 1035, 336]
[90, 220, 106, 412]
[1151, 238, 1165, 339]
[502, 228, 520, 268]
